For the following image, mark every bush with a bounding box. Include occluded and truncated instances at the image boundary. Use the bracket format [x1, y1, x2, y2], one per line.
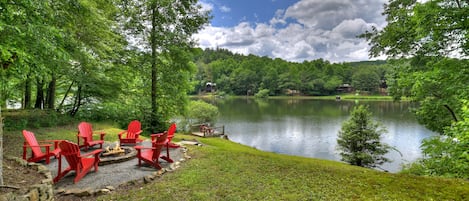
[254, 89, 270, 99]
[186, 100, 219, 124]
[3, 109, 75, 131]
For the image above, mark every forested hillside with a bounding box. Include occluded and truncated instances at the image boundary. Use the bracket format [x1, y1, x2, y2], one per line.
[191, 48, 388, 96]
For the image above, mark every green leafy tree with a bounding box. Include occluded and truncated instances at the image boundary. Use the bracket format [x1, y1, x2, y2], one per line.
[351, 67, 380, 93]
[119, 0, 209, 132]
[337, 105, 390, 168]
[404, 100, 469, 178]
[361, 0, 469, 133]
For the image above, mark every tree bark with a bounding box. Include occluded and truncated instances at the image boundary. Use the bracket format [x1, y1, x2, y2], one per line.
[57, 81, 74, 112]
[46, 74, 56, 109]
[444, 104, 459, 122]
[34, 78, 45, 109]
[70, 85, 82, 117]
[24, 74, 32, 109]
[0, 107, 4, 185]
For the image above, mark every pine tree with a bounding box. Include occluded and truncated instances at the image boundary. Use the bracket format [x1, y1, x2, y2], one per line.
[337, 105, 390, 168]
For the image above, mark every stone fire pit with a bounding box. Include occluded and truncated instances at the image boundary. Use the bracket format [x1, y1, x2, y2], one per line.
[99, 143, 137, 166]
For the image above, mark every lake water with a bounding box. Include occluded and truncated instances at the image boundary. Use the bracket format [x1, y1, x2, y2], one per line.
[207, 98, 436, 173]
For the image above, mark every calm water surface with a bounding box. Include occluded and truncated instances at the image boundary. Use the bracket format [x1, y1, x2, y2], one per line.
[208, 98, 435, 173]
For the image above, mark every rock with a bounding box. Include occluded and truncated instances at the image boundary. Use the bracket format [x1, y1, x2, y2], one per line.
[96, 189, 111, 195]
[105, 186, 115, 191]
[143, 175, 153, 184]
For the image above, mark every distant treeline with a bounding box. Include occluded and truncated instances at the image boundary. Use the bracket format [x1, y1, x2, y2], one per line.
[191, 48, 390, 96]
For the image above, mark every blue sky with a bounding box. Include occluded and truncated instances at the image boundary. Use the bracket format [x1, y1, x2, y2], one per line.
[195, 0, 388, 62]
[207, 0, 298, 27]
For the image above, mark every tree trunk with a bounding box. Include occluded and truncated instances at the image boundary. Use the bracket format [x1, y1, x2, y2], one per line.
[70, 85, 82, 117]
[0, 107, 3, 185]
[24, 75, 32, 109]
[34, 78, 45, 109]
[57, 81, 74, 112]
[46, 75, 56, 109]
[444, 104, 459, 122]
[150, 3, 158, 133]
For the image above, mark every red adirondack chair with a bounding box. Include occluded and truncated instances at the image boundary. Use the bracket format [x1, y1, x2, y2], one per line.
[77, 122, 105, 151]
[135, 131, 173, 169]
[153, 123, 179, 148]
[166, 123, 180, 148]
[118, 120, 143, 146]
[22, 130, 61, 164]
[53, 140, 102, 183]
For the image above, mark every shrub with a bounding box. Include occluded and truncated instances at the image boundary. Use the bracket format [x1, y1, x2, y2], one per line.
[254, 89, 270, 99]
[3, 109, 75, 131]
[186, 100, 219, 124]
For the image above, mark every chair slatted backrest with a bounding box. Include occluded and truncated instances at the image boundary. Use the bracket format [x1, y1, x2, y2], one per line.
[58, 141, 82, 169]
[152, 132, 168, 161]
[126, 120, 141, 139]
[22, 130, 42, 157]
[78, 122, 93, 142]
[167, 123, 176, 139]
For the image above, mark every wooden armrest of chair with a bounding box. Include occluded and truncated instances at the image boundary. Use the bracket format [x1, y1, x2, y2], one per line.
[134, 146, 156, 150]
[81, 149, 102, 158]
[94, 132, 106, 140]
[38, 140, 62, 149]
[151, 132, 166, 141]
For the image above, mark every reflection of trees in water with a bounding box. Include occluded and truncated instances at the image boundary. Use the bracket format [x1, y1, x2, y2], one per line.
[210, 98, 419, 124]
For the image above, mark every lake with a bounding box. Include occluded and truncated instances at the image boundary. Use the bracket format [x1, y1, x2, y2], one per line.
[206, 97, 436, 173]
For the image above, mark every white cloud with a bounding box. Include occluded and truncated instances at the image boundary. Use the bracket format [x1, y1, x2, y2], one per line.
[194, 0, 388, 62]
[220, 5, 231, 12]
[198, 1, 214, 13]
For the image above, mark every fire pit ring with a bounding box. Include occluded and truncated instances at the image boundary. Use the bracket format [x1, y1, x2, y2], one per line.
[99, 145, 137, 166]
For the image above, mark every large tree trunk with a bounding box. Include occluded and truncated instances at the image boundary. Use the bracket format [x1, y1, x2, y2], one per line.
[0, 107, 3, 185]
[46, 75, 56, 109]
[34, 78, 45, 109]
[150, 3, 158, 133]
[24, 75, 32, 109]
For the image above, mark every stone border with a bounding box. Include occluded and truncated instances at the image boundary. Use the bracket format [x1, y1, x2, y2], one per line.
[2, 156, 54, 201]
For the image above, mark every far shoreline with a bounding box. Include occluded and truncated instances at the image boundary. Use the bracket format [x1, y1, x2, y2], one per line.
[191, 93, 409, 101]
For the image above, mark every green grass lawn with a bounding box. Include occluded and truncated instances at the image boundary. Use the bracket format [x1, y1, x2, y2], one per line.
[5, 123, 469, 200]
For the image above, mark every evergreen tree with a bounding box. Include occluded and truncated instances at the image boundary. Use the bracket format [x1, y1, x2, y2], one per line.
[337, 105, 390, 168]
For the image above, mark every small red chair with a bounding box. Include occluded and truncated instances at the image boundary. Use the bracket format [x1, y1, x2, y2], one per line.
[135, 131, 173, 169]
[153, 123, 179, 148]
[22, 130, 61, 164]
[77, 122, 105, 151]
[166, 123, 180, 148]
[53, 140, 102, 183]
[118, 120, 143, 146]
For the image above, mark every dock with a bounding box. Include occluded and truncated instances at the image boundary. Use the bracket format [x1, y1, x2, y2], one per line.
[191, 124, 225, 137]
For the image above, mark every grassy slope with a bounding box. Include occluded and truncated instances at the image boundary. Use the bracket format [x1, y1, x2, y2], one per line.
[103, 134, 469, 201]
[5, 123, 469, 200]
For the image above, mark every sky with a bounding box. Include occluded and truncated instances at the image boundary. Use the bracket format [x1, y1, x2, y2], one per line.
[194, 0, 389, 63]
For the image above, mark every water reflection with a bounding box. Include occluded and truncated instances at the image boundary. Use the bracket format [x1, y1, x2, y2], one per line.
[211, 98, 435, 173]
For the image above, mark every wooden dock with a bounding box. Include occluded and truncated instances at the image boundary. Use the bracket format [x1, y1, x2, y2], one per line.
[191, 124, 225, 137]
